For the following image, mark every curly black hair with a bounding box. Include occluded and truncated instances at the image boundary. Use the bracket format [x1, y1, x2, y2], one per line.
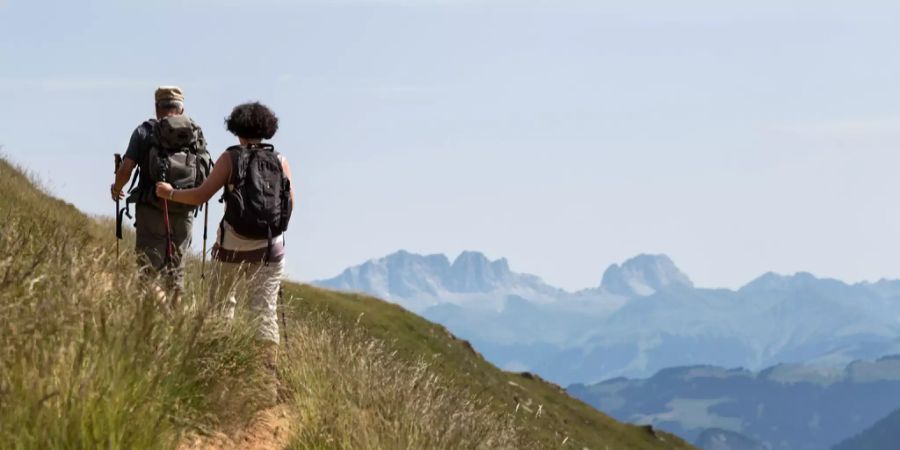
[224, 102, 279, 139]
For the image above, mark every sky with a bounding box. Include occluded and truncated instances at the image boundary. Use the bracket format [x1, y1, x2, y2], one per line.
[3, 0, 900, 291]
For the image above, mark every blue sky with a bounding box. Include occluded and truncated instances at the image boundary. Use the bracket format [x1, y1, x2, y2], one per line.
[3, 0, 900, 290]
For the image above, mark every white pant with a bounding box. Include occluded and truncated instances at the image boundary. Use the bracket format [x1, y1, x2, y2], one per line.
[209, 259, 284, 344]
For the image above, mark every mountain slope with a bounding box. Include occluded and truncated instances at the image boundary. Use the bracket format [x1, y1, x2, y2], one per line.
[695, 428, 769, 450]
[832, 408, 900, 450]
[286, 284, 694, 449]
[568, 357, 900, 450]
[0, 156, 694, 449]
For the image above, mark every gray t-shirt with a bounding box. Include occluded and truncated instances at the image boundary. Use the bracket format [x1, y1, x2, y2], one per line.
[124, 119, 155, 163]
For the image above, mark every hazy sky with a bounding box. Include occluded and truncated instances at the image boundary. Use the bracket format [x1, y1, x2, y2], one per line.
[3, 0, 900, 291]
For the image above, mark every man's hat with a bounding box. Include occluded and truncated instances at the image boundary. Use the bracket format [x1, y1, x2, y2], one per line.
[155, 86, 185, 103]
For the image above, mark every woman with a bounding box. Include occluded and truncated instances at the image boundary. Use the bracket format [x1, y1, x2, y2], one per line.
[155, 101, 294, 370]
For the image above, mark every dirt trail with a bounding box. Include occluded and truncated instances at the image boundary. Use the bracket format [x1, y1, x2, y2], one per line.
[179, 404, 297, 450]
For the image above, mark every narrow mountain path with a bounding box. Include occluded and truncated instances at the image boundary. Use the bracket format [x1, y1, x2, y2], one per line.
[179, 404, 297, 450]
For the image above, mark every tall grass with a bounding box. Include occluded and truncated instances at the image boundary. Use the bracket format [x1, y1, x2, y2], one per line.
[0, 216, 265, 449]
[0, 157, 526, 449]
[281, 310, 524, 450]
[0, 156, 268, 449]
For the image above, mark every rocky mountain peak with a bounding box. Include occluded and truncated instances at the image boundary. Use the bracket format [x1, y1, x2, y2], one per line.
[740, 271, 820, 293]
[600, 254, 693, 296]
[447, 251, 514, 293]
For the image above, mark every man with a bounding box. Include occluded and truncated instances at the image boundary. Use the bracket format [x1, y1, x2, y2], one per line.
[111, 86, 210, 306]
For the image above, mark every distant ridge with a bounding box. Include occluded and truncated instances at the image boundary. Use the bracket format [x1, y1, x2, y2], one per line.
[315, 250, 564, 309]
[316, 251, 693, 307]
[315, 250, 900, 386]
[568, 356, 900, 450]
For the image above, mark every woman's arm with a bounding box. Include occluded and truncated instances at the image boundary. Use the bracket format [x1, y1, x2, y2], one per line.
[282, 157, 295, 206]
[155, 153, 231, 205]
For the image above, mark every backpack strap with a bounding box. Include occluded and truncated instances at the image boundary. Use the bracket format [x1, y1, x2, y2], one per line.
[191, 150, 203, 218]
[116, 205, 127, 239]
[130, 119, 159, 205]
[246, 144, 276, 263]
[225, 145, 245, 186]
[230, 144, 267, 189]
[189, 118, 206, 153]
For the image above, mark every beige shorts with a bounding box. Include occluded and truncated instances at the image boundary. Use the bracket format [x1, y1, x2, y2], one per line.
[208, 259, 284, 344]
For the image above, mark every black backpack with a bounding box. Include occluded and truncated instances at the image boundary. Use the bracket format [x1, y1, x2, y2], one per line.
[219, 143, 292, 258]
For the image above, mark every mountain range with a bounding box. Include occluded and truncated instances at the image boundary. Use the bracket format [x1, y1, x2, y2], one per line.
[315, 251, 900, 386]
[568, 356, 900, 450]
[316, 250, 566, 309]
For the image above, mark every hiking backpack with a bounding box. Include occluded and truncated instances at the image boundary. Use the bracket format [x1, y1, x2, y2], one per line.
[219, 143, 292, 256]
[125, 115, 213, 214]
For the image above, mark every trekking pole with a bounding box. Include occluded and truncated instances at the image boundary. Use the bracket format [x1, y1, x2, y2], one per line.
[159, 169, 175, 266]
[201, 202, 208, 279]
[162, 197, 174, 264]
[114, 154, 123, 257]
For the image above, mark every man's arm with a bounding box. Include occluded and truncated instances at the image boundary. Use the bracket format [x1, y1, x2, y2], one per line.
[111, 124, 148, 201]
[111, 158, 137, 200]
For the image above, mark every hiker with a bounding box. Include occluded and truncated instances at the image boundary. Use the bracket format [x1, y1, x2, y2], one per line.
[154, 101, 293, 369]
[110, 86, 212, 307]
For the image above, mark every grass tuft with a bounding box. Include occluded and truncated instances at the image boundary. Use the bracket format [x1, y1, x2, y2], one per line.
[281, 311, 522, 449]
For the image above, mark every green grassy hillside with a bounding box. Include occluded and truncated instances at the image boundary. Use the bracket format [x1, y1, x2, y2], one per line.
[285, 286, 693, 449]
[0, 156, 694, 449]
